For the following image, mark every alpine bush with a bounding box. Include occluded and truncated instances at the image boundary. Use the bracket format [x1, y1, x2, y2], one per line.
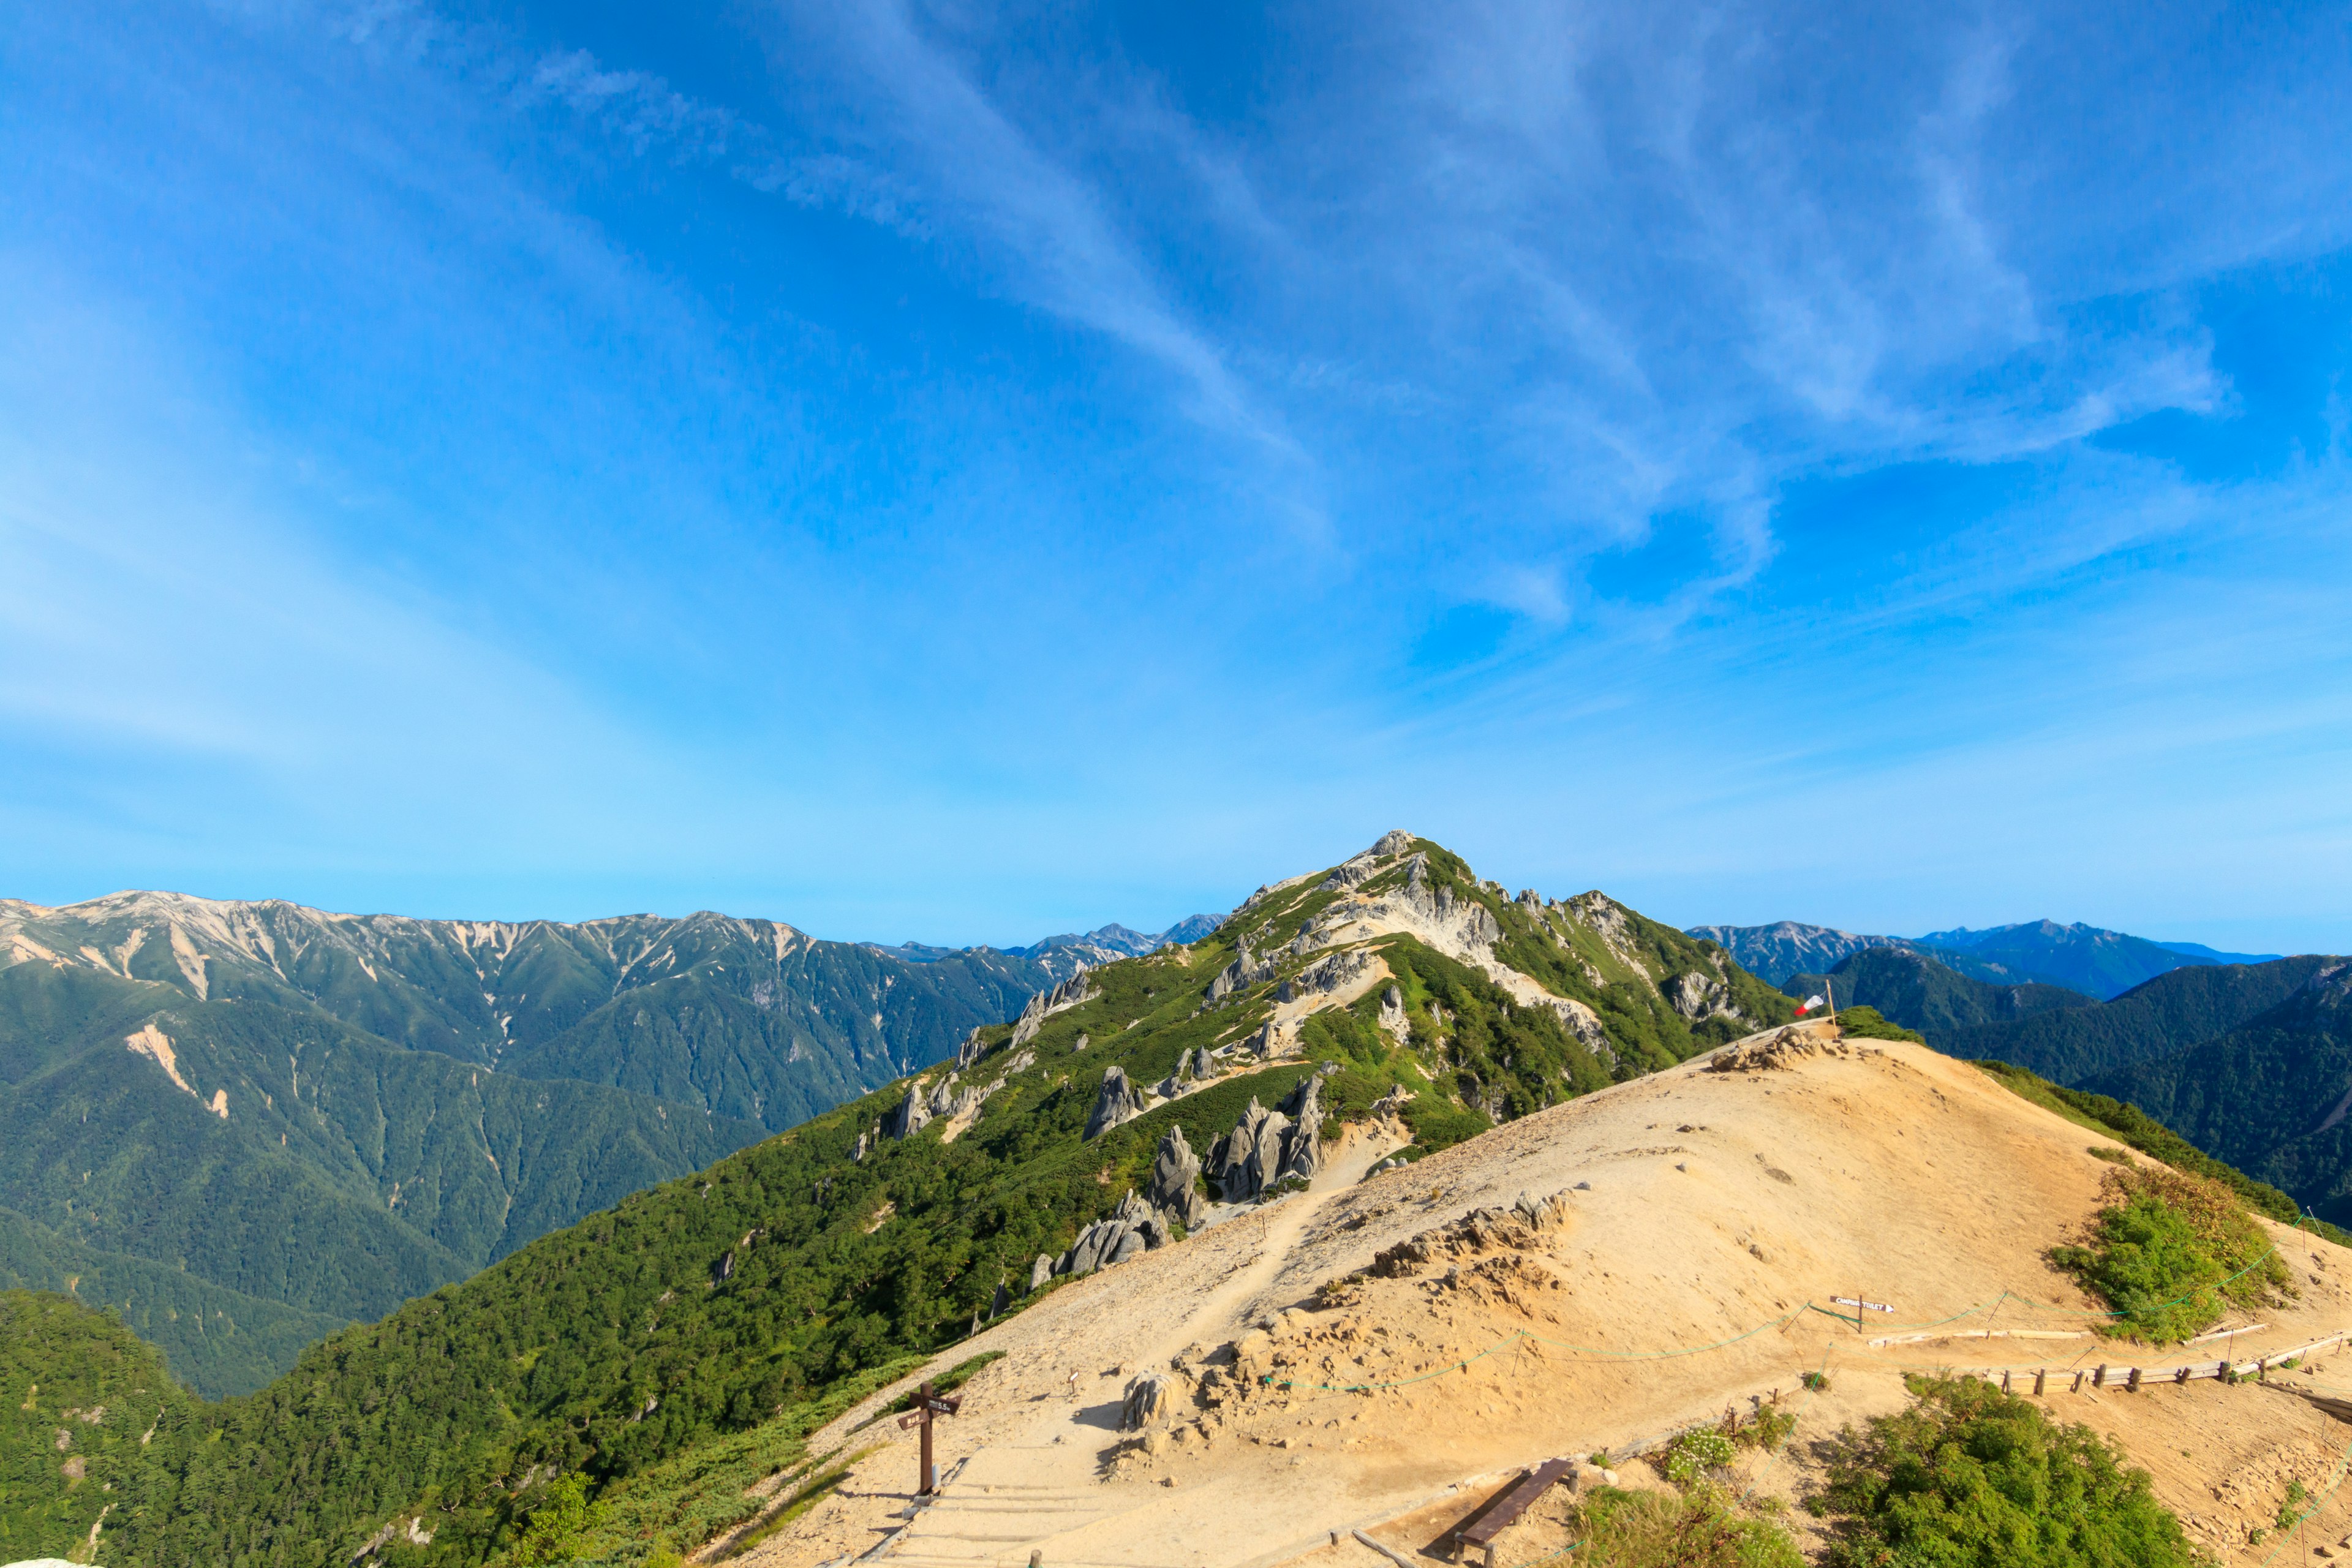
[2047, 1164, 2288, 1341]
[1810, 1375, 2199, 1568]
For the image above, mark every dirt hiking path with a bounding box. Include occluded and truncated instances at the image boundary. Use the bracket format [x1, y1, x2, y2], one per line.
[875, 1125, 1407, 1567]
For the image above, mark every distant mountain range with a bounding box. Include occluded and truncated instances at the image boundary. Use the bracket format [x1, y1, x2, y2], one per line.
[873, 914, 1221, 969]
[1691, 916, 2278, 999]
[0, 892, 1208, 1394]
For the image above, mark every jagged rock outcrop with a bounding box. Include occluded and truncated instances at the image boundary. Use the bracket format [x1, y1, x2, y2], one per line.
[1398, 857, 1503, 954]
[1276, 1074, 1326, 1183]
[1666, 968, 1733, 1022]
[1205, 1097, 1292, 1202]
[1011, 967, 1100, 1047]
[1564, 891, 1644, 973]
[1146, 1125, 1207, 1229]
[1240, 1017, 1294, 1060]
[1085, 1065, 1151, 1139]
[1205, 938, 1281, 1005]
[1378, 983, 1408, 1044]
[1547, 995, 1616, 1061]
[1029, 1252, 1054, 1291]
[954, 1028, 989, 1070]
[1368, 1188, 1573, 1277]
[1277, 946, 1376, 1003]
[881, 1087, 932, 1140]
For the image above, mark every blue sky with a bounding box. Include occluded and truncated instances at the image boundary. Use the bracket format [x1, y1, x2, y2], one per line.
[3, 1, 2350, 952]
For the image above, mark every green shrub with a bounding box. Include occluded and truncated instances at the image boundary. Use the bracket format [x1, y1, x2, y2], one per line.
[1802, 1370, 1831, 1392]
[1576, 1486, 1804, 1568]
[1833, 1005, 1924, 1042]
[509, 1474, 609, 1566]
[1731, 1405, 1797, 1452]
[1662, 1428, 1738, 1486]
[1809, 1375, 2199, 1567]
[2046, 1164, 2288, 1341]
[2279, 1480, 2310, 1530]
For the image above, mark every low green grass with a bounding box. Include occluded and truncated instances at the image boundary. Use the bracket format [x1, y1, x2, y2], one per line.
[1809, 1375, 2200, 1567]
[577, 1351, 932, 1564]
[1576, 1486, 1804, 1568]
[1830, 1005, 1923, 1043]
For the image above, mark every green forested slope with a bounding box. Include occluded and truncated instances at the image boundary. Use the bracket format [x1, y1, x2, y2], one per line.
[2089, 961, 2352, 1226]
[42, 836, 1789, 1567]
[1781, 948, 2093, 1038]
[498, 944, 1040, 1133]
[0, 962, 765, 1386]
[1932, 955, 2332, 1084]
[0, 1209, 347, 1401]
[0, 1291, 195, 1563]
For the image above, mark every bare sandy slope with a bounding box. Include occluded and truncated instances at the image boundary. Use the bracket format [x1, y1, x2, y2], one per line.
[733, 1029, 2352, 1568]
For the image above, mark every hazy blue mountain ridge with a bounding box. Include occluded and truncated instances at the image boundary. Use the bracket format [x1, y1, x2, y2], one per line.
[1781, 948, 2095, 1037]
[1913, 919, 2274, 998]
[1681, 921, 1907, 985]
[1694, 913, 2274, 1000]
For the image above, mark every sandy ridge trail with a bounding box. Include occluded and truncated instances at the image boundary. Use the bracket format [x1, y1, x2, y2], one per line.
[747, 1031, 2352, 1568]
[852, 1125, 1411, 1568]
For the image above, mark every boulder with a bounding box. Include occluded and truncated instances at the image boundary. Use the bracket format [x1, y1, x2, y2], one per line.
[1121, 1373, 1175, 1431]
[1028, 1252, 1055, 1291]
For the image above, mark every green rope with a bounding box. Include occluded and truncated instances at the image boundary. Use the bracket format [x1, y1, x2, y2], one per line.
[2255, 1435, 2352, 1568]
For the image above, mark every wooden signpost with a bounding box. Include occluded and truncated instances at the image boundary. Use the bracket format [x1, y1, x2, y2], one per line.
[898, 1381, 962, 1495]
[1831, 1295, 1894, 1333]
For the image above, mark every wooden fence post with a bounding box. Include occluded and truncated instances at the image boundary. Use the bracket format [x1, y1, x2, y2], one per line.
[2034, 1368, 2046, 1396]
[2127, 1366, 2143, 1392]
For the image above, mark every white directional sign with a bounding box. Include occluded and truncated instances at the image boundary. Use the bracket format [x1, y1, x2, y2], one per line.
[1831, 1296, 1894, 1314]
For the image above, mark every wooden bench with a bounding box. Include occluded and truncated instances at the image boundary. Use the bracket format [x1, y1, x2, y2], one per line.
[1449, 1458, 1575, 1565]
